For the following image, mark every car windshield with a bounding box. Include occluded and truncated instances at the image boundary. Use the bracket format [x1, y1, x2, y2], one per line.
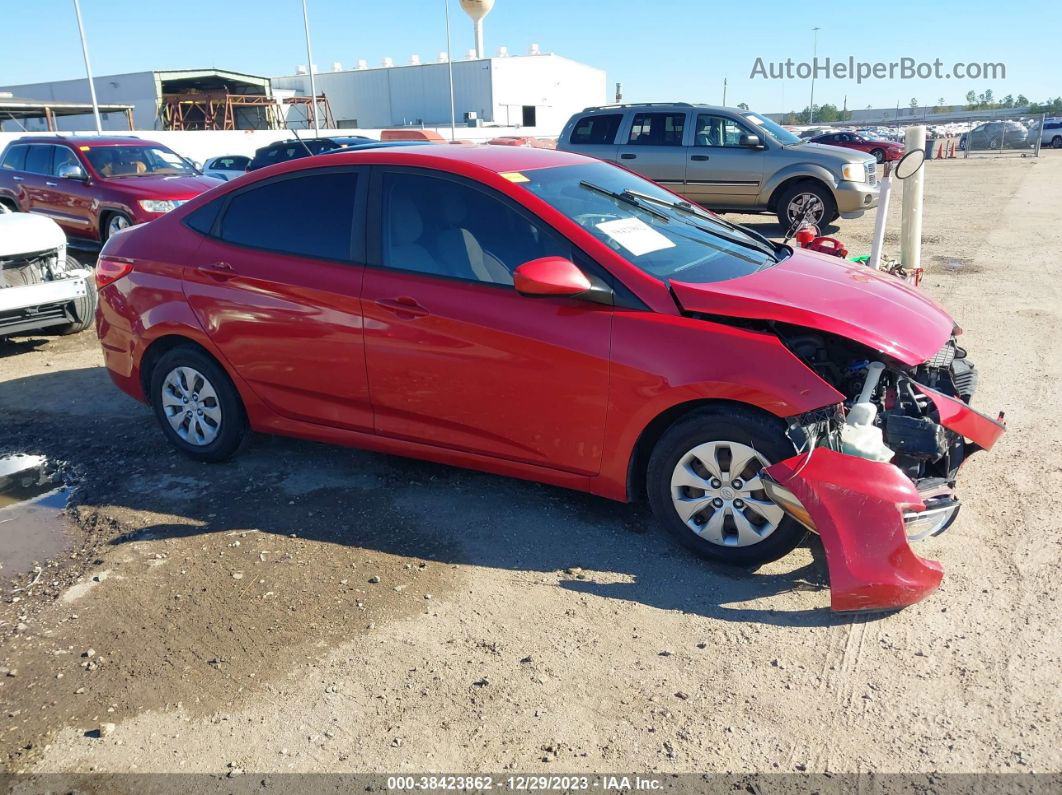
[517, 162, 785, 284]
[84, 145, 195, 178]
[741, 112, 802, 145]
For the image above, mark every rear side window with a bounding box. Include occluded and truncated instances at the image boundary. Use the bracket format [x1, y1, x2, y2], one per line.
[218, 171, 359, 261]
[1, 145, 27, 171]
[184, 200, 222, 235]
[24, 145, 53, 175]
[569, 114, 622, 145]
[628, 113, 686, 146]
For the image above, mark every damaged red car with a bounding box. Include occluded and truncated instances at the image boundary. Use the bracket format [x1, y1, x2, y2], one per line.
[94, 146, 1004, 612]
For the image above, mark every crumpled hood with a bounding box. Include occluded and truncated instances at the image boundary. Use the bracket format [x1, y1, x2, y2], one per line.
[0, 212, 65, 257]
[671, 248, 954, 366]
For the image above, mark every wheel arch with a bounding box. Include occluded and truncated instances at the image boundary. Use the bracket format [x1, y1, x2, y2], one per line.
[763, 167, 837, 210]
[625, 398, 790, 504]
[139, 334, 223, 401]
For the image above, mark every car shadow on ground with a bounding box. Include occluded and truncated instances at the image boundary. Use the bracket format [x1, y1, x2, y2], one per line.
[1, 367, 877, 630]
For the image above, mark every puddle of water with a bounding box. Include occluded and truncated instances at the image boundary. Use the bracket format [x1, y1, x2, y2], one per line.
[0, 454, 72, 577]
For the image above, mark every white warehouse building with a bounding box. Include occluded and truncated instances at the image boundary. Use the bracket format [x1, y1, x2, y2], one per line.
[271, 52, 606, 134]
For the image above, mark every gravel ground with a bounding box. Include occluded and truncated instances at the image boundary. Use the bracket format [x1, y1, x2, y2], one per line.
[1, 151, 1060, 775]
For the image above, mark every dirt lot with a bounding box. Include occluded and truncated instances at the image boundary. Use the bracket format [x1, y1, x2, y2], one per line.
[1, 151, 1060, 776]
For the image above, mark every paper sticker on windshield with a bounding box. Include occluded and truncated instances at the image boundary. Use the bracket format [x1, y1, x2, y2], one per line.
[595, 217, 675, 256]
[500, 171, 529, 183]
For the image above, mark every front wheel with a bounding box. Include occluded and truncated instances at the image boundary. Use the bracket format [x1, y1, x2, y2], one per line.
[1052, 136, 1062, 149]
[775, 181, 838, 231]
[149, 346, 248, 462]
[870, 148, 886, 164]
[55, 256, 97, 335]
[102, 211, 132, 243]
[646, 407, 807, 566]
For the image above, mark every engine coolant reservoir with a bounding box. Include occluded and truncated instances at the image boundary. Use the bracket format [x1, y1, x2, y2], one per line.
[839, 402, 894, 462]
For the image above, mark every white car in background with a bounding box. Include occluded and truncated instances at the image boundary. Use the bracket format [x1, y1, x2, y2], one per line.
[0, 211, 96, 339]
[1039, 118, 1062, 149]
[202, 155, 251, 181]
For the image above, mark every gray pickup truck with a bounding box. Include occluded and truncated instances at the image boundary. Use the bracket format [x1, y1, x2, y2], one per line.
[557, 102, 879, 229]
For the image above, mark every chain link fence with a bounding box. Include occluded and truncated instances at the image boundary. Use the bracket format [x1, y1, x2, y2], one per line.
[960, 113, 1048, 157]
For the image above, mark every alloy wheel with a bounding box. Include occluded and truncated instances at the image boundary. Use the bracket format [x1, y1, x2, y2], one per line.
[107, 214, 130, 238]
[786, 192, 824, 225]
[669, 440, 785, 547]
[160, 366, 222, 446]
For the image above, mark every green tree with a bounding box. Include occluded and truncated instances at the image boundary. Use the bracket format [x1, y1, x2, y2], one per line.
[984, 89, 994, 105]
[1016, 94, 1028, 107]
[909, 97, 919, 108]
[965, 90, 977, 109]
[1001, 94, 1014, 108]
[737, 102, 749, 111]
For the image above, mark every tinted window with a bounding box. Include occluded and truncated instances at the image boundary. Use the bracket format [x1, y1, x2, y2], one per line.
[1, 145, 27, 171]
[219, 171, 359, 260]
[628, 113, 685, 146]
[382, 171, 569, 286]
[51, 147, 80, 176]
[694, 114, 754, 147]
[184, 199, 223, 235]
[24, 145, 53, 175]
[211, 156, 249, 170]
[569, 114, 622, 145]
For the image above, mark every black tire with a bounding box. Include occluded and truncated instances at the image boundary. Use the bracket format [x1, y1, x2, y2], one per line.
[101, 211, 132, 243]
[149, 346, 248, 463]
[55, 256, 97, 335]
[0, 200, 15, 214]
[1052, 136, 1062, 150]
[775, 180, 838, 230]
[646, 406, 807, 566]
[988, 137, 1001, 150]
[870, 148, 886, 164]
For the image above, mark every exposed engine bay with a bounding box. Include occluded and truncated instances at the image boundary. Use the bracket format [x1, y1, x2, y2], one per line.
[0, 245, 76, 289]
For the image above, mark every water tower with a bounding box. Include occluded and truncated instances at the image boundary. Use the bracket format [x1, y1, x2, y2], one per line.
[459, 0, 495, 59]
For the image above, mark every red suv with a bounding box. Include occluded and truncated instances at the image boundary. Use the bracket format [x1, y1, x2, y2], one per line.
[93, 145, 1003, 612]
[0, 136, 222, 245]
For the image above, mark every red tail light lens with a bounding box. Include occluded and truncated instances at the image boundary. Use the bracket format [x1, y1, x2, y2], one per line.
[95, 257, 134, 288]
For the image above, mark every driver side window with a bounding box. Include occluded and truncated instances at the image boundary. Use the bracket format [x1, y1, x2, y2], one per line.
[694, 114, 754, 147]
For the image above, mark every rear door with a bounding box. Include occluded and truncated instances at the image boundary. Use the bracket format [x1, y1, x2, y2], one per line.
[183, 166, 374, 431]
[615, 111, 689, 192]
[562, 112, 624, 164]
[683, 113, 764, 208]
[19, 144, 54, 217]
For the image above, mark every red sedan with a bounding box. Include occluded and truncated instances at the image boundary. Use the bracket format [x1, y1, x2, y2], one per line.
[94, 145, 1002, 612]
[810, 132, 905, 163]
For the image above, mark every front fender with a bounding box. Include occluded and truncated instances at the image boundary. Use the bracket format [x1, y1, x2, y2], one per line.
[760, 163, 839, 206]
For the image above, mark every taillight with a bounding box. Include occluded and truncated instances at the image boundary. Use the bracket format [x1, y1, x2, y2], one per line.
[95, 256, 134, 288]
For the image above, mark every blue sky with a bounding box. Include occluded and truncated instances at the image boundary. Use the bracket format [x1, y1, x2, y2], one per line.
[2, 0, 1052, 112]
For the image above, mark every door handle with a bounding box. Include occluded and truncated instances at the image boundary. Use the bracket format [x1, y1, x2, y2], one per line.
[620, 153, 637, 160]
[45, 181, 58, 187]
[195, 261, 235, 280]
[375, 296, 428, 318]
[690, 155, 710, 161]
[12, 176, 23, 182]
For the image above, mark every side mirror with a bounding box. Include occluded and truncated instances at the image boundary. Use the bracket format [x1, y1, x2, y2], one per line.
[57, 163, 86, 180]
[514, 257, 591, 297]
[739, 133, 764, 148]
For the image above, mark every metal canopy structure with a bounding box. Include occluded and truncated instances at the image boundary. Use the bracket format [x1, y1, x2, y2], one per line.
[283, 94, 336, 130]
[156, 69, 277, 130]
[0, 95, 134, 131]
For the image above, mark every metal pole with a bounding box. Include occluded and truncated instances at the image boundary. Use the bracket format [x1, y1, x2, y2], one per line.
[1034, 113, 1045, 157]
[722, 77, 727, 106]
[808, 26, 820, 124]
[444, 0, 457, 141]
[867, 162, 892, 270]
[900, 125, 926, 271]
[301, 0, 320, 134]
[72, 0, 102, 133]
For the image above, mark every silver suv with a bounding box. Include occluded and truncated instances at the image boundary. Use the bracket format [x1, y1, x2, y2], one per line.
[557, 103, 879, 228]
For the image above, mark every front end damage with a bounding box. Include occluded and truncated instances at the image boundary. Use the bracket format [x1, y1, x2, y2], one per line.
[763, 330, 1005, 612]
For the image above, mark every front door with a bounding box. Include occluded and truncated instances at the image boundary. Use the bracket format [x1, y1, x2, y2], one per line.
[183, 166, 374, 431]
[615, 111, 689, 193]
[361, 168, 612, 475]
[684, 113, 765, 208]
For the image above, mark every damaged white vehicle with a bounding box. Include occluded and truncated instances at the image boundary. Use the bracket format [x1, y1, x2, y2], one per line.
[0, 211, 97, 338]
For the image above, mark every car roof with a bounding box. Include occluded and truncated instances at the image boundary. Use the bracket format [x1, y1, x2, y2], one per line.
[266, 143, 590, 176]
[6, 135, 165, 147]
[578, 102, 738, 114]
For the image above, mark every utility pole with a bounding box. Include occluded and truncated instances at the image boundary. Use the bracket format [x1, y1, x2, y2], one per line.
[444, 0, 457, 141]
[72, 0, 102, 133]
[301, 0, 320, 134]
[809, 26, 820, 124]
[722, 77, 727, 107]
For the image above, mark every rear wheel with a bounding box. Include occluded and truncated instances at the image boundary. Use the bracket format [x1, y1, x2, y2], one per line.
[647, 407, 806, 566]
[149, 346, 248, 462]
[775, 180, 837, 230]
[55, 256, 97, 335]
[1052, 136, 1062, 149]
[870, 148, 885, 164]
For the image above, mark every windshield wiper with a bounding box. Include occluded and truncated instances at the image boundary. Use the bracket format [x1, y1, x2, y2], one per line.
[578, 181, 669, 222]
[621, 190, 781, 259]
